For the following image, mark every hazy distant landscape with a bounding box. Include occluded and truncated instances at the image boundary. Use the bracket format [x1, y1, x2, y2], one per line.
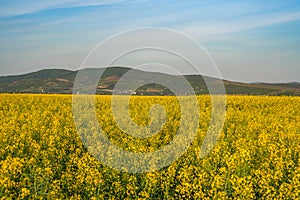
[0, 67, 299, 96]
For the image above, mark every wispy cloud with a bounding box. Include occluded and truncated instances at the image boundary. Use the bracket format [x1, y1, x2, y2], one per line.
[178, 11, 300, 37]
[0, 0, 128, 17]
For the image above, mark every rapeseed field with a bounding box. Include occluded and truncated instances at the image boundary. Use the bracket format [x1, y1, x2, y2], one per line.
[0, 94, 299, 199]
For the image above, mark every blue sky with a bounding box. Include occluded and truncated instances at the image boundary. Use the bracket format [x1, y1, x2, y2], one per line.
[0, 0, 300, 82]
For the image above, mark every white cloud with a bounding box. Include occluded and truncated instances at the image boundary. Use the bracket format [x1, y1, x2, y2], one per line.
[179, 11, 300, 37]
[0, 0, 127, 17]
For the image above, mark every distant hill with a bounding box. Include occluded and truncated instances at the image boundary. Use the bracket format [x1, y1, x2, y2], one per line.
[0, 67, 299, 96]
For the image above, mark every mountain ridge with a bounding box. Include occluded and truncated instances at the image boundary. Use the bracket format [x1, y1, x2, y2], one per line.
[0, 67, 299, 96]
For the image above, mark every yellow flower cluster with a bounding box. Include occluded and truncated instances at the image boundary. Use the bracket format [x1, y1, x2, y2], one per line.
[0, 94, 299, 199]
